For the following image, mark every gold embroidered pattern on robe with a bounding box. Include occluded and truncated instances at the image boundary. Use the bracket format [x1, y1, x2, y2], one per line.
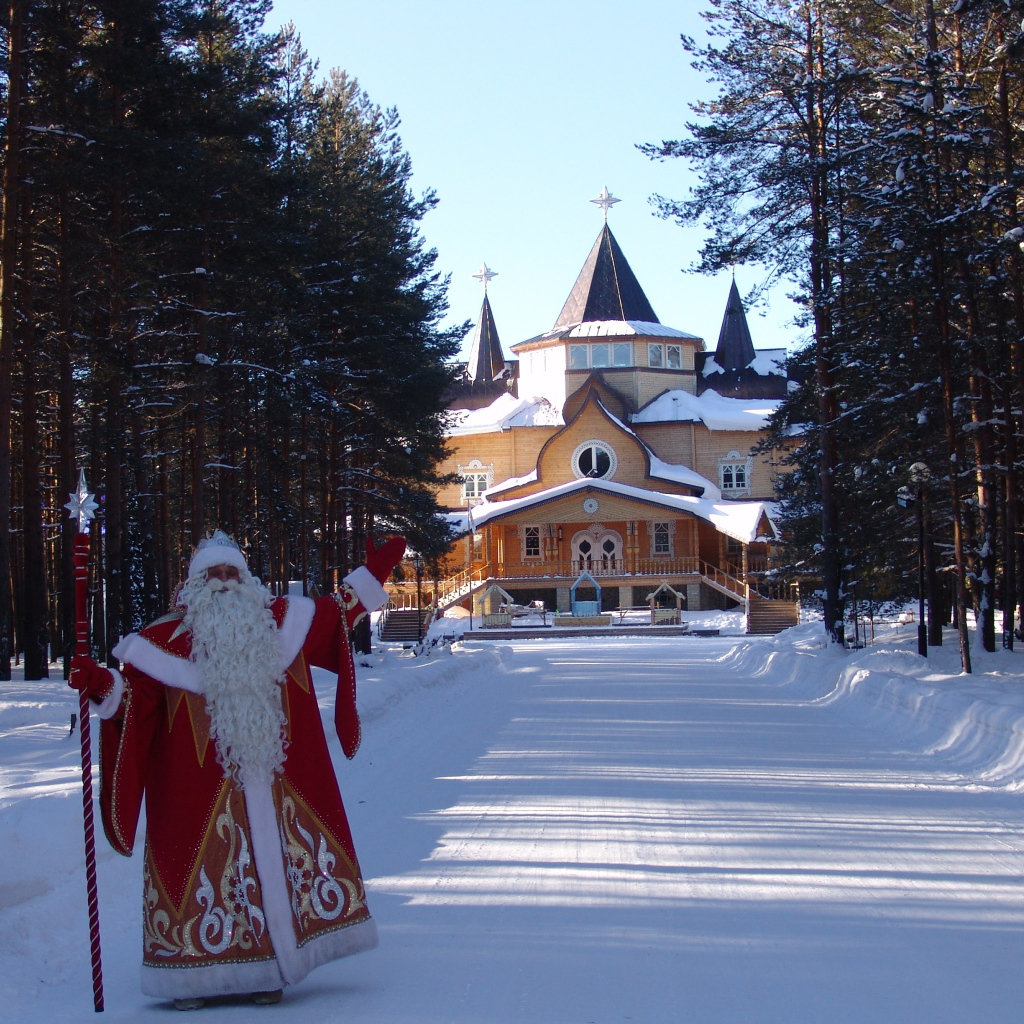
[142, 785, 274, 967]
[275, 779, 368, 947]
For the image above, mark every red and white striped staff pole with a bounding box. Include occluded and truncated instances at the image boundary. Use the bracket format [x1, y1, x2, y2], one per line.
[65, 470, 104, 1013]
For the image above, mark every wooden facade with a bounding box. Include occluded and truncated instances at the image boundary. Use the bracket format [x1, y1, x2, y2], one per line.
[419, 221, 796, 625]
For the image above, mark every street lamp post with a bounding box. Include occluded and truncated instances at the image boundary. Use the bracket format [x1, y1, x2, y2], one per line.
[413, 553, 424, 642]
[898, 462, 930, 657]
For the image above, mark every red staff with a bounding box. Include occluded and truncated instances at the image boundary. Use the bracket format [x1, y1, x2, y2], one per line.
[64, 470, 104, 1012]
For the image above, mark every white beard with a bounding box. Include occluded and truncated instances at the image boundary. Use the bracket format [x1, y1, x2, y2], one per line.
[179, 572, 287, 787]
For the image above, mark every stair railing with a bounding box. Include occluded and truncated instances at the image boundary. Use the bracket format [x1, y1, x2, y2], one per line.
[376, 600, 397, 639]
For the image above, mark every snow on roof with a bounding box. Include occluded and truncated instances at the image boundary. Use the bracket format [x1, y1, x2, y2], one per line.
[583, 397, 718, 499]
[447, 393, 563, 437]
[648, 454, 721, 500]
[484, 469, 538, 497]
[589, 397, 721, 499]
[632, 389, 780, 431]
[447, 477, 775, 545]
[704, 348, 787, 377]
[516, 320, 701, 347]
[750, 349, 787, 375]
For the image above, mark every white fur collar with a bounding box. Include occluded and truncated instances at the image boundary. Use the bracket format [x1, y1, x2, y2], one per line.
[113, 595, 316, 694]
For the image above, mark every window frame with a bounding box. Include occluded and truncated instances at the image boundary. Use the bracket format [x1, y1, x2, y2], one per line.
[655, 524, 671, 557]
[567, 341, 635, 370]
[458, 459, 494, 505]
[523, 524, 542, 559]
[650, 520, 674, 557]
[571, 439, 618, 481]
[569, 344, 589, 369]
[718, 451, 753, 496]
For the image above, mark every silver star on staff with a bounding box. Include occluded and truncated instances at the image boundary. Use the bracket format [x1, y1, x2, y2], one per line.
[65, 469, 99, 533]
[472, 262, 498, 292]
[590, 186, 620, 220]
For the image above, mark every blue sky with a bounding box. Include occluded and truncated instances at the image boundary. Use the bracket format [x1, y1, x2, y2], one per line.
[267, 0, 804, 359]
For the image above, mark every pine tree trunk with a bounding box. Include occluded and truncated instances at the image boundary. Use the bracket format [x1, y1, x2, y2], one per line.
[20, 298, 48, 678]
[0, 0, 26, 680]
[56, 184, 76, 670]
[996, 45, 1023, 646]
[967, 342, 997, 653]
[103, 391, 124, 662]
[132, 402, 160, 623]
[806, 5, 844, 645]
[925, 0, 970, 671]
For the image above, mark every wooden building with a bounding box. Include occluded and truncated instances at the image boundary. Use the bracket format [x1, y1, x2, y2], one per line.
[422, 202, 797, 630]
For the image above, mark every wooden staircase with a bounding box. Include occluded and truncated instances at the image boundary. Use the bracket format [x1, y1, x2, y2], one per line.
[746, 595, 800, 635]
[380, 608, 424, 642]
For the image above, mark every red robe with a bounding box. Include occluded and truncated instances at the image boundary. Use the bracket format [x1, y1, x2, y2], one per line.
[98, 583, 377, 1000]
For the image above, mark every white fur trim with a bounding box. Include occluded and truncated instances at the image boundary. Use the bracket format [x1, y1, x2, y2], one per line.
[277, 596, 315, 669]
[114, 598, 314, 698]
[287, 914, 378, 976]
[113, 633, 203, 694]
[141, 957, 283, 1000]
[243, 783, 378, 988]
[345, 566, 387, 612]
[188, 542, 249, 581]
[244, 783, 305, 984]
[94, 669, 124, 720]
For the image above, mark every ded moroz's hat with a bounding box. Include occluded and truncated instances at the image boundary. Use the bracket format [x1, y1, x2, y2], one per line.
[188, 530, 249, 579]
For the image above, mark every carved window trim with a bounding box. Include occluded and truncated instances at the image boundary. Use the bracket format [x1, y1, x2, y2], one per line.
[718, 450, 752, 496]
[521, 524, 542, 560]
[646, 519, 676, 557]
[571, 439, 618, 481]
[458, 459, 494, 506]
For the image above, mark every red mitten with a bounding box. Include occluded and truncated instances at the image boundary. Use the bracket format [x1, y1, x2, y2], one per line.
[69, 655, 114, 703]
[365, 535, 407, 583]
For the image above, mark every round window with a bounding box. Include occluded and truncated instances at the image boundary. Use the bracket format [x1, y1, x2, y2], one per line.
[571, 440, 617, 480]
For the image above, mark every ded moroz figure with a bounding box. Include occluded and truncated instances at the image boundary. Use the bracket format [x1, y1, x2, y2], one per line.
[69, 530, 406, 1010]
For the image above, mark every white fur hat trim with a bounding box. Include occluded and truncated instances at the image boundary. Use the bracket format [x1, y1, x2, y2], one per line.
[188, 530, 249, 579]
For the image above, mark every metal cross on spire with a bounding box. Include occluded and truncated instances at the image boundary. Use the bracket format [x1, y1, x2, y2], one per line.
[590, 186, 621, 221]
[472, 262, 498, 293]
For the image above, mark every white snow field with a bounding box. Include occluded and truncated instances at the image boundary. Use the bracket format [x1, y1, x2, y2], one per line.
[5, 624, 1024, 1022]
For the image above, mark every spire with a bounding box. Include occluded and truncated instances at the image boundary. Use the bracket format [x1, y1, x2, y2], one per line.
[714, 278, 756, 370]
[465, 293, 506, 383]
[554, 224, 659, 329]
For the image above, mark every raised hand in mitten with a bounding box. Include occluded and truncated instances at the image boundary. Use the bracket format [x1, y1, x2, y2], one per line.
[69, 655, 114, 704]
[365, 535, 407, 584]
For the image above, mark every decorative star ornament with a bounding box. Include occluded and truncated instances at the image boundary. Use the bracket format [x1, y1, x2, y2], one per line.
[65, 469, 99, 533]
[590, 186, 620, 221]
[472, 262, 498, 292]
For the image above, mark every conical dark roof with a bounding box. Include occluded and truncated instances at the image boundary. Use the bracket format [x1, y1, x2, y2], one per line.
[465, 294, 506, 382]
[554, 225, 659, 329]
[714, 279, 756, 370]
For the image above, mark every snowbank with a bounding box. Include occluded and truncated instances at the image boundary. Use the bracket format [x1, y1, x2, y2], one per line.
[724, 621, 1024, 789]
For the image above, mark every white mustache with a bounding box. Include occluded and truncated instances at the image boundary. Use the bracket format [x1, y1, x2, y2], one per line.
[206, 578, 241, 594]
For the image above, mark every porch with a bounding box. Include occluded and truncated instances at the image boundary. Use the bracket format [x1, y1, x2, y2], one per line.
[390, 556, 760, 615]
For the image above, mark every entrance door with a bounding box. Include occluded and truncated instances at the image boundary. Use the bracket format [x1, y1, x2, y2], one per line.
[572, 527, 622, 573]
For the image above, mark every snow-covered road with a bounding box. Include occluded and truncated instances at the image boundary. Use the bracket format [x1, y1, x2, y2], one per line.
[5, 635, 1024, 1022]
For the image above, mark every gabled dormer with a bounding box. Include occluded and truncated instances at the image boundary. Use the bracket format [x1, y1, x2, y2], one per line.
[696, 278, 789, 399]
[487, 385, 715, 503]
